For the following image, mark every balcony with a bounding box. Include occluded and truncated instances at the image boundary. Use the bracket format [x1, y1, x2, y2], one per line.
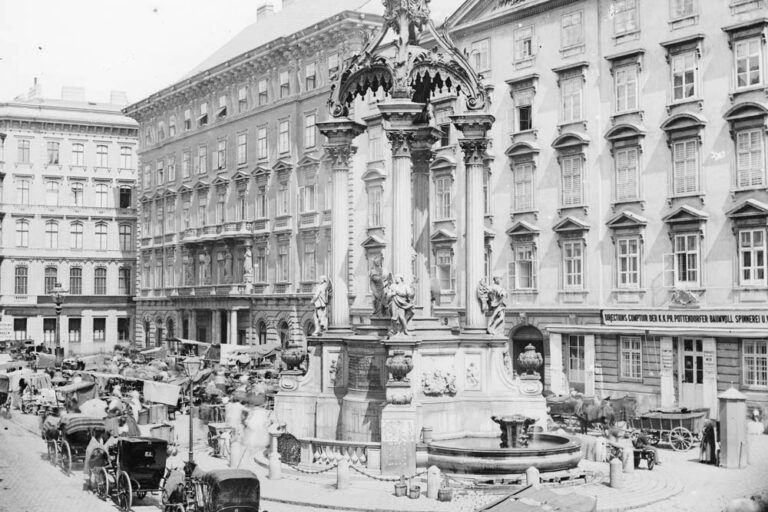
[273, 283, 290, 294]
[183, 229, 198, 242]
[299, 212, 319, 229]
[273, 216, 292, 232]
[253, 219, 270, 232]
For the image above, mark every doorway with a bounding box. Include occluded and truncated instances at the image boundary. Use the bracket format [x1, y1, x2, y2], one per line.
[679, 338, 705, 408]
[510, 325, 545, 384]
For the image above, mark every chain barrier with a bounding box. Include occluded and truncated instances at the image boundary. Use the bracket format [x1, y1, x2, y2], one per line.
[349, 464, 428, 482]
[286, 462, 339, 474]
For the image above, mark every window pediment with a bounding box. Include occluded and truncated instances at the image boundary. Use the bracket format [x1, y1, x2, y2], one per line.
[273, 159, 294, 174]
[252, 165, 272, 180]
[605, 48, 645, 72]
[660, 112, 706, 144]
[552, 132, 590, 150]
[660, 33, 705, 61]
[232, 171, 250, 182]
[552, 215, 590, 234]
[662, 204, 709, 227]
[506, 140, 540, 159]
[297, 155, 320, 169]
[163, 189, 177, 198]
[726, 198, 768, 220]
[362, 167, 387, 182]
[361, 234, 386, 249]
[607, 210, 648, 230]
[193, 180, 210, 191]
[431, 155, 457, 173]
[211, 176, 229, 187]
[722, 18, 768, 47]
[724, 101, 768, 127]
[605, 122, 646, 142]
[177, 184, 192, 194]
[484, 227, 495, 242]
[506, 220, 540, 239]
[506, 73, 539, 95]
[431, 228, 458, 244]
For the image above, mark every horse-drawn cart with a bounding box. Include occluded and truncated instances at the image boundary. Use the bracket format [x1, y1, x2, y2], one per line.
[629, 409, 708, 451]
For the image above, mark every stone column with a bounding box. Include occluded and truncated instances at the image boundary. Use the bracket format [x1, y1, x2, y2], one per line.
[318, 119, 366, 331]
[230, 309, 238, 345]
[410, 129, 440, 317]
[548, 332, 567, 395]
[212, 310, 221, 344]
[451, 114, 495, 330]
[584, 334, 596, 396]
[188, 310, 197, 341]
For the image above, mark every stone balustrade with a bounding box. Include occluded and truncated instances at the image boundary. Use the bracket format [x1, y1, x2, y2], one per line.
[299, 438, 381, 470]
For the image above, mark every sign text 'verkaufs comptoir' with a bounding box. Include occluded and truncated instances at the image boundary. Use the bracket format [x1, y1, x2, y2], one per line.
[602, 310, 768, 329]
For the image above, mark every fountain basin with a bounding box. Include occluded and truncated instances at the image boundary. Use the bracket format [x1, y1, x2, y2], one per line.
[427, 433, 582, 474]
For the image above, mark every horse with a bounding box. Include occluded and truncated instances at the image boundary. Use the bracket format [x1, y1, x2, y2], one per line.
[574, 396, 616, 434]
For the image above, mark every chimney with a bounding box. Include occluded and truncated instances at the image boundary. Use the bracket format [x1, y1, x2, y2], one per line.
[61, 86, 86, 102]
[110, 90, 129, 106]
[26, 77, 43, 100]
[257, 1, 275, 21]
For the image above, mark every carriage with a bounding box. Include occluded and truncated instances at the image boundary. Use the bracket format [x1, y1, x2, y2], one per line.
[162, 468, 260, 512]
[88, 436, 169, 511]
[628, 408, 709, 451]
[46, 414, 106, 475]
[0, 374, 11, 418]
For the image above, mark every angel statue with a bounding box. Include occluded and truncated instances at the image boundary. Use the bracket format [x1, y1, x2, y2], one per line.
[311, 276, 332, 336]
[478, 276, 507, 335]
[384, 274, 415, 336]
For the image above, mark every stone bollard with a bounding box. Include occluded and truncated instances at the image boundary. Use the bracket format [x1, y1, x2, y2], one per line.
[268, 431, 282, 480]
[609, 458, 623, 489]
[426, 466, 440, 499]
[229, 440, 244, 469]
[525, 466, 540, 486]
[622, 446, 634, 474]
[336, 458, 351, 490]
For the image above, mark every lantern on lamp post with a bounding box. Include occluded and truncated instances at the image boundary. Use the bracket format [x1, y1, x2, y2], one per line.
[51, 282, 66, 364]
[182, 356, 203, 481]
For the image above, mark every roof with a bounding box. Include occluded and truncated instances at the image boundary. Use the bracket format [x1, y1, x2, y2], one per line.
[202, 469, 260, 485]
[0, 98, 137, 128]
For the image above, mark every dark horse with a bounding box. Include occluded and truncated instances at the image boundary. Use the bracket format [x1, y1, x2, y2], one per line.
[574, 397, 616, 434]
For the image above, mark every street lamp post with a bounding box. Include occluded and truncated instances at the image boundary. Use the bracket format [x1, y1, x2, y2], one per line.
[51, 282, 65, 364]
[182, 356, 203, 482]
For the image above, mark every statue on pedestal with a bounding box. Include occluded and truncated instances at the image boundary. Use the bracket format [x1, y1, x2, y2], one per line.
[477, 276, 507, 335]
[384, 274, 415, 336]
[224, 252, 233, 283]
[243, 247, 254, 283]
[183, 251, 192, 286]
[311, 275, 332, 336]
[368, 254, 387, 316]
[199, 250, 211, 285]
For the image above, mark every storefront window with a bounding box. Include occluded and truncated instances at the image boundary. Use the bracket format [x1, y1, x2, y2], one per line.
[620, 336, 642, 380]
[567, 335, 585, 384]
[743, 339, 767, 387]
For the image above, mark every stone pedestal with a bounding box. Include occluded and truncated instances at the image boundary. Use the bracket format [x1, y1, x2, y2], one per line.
[381, 404, 417, 476]
[718, 387, 748, 469]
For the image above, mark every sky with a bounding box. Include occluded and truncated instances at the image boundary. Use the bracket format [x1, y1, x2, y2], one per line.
[0, 0, 266, 105]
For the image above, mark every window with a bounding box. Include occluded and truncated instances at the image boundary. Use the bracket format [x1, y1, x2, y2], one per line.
[277, 183, 289, 215]
[156, 202, 164, 235]
[471, 39, 490, 72]
[70, 222, 83, 249]
[615, 65, 638, 112]
[670, 0, 695, 18]
[735, 129, 764, 189]
[43, 318, 56, 344]
[182, 197, 191, 229]
[198, 193, 207, 226]
[158, 121, 166, 140]
[278, 119, 290, 153]
[14, 266, 28, 294]
[216, 140, 227, 170]
[613, 0, 638, 35]
[735, 38, 762, 89]
[367, 187, 382, 227]
[258, 78, 268, 106]
[15, 219, 29, 247]
[514, 26, 534, 62]
[216, 193, 226, 223]
[94, 267, 107, 295]
[13, 318, 28, 340]
[119, 224, 133, 251]
[302, 242, 316, 282]
[743, 340, 768, 387]
[620, 336, 643, 380]
[46, 180, 60, 206]
[567, 335, 585, 383]
[299, 182, 316, 213]
[184, 109, 192, 130]
[120, 146, 132, 168]
[93, 318, 106, 342]
[615, 147, 639, 201]
[45, 267, 58, 293]
[304, 113, 317, 148]
[238, 87, 248, 112]
[561, 77, 583, 123]
[305, 62, 317, 90]
[157, 159, 164, 184]
[255, 246, 267, 282]
[257, 126, 268, 159]
[617, 237, 641, 288]
[672, 51, 697, 101]
[237, 191, 247, 221]
[514, 90, 533, 132]
[96, 223, 108, 250]
[277, 244, 289, 282]
[182, 151, 191, 178]
[673, 233, 699, 287]
[47, 141, 60, 164]
[237, 133, 247, 165]
[96, 145, 108, 167]
[68, 318, 81, 343]
[166, 200, 175, 232]
[328, 53, 339, 76]
[509, 243, 536, 290]
[198, 145, 207, 174]
[256, 186, 267, 219]
[143, 165, 151, 188]
[561, 11, 583, 48]
[436, 249, 455, 292]
[119, 267, 131, 295]
[72, 143, 84, 166]
[561, 155, 584, 207]
[739, 229, 766, 286]
[562, 240, 584, 290]
[512, 162, 534, 212]
[672, 139, 699, 195]
[45, 220, 58, 249]
[167, 155, 176, 182]
[368, 125, 383, 161]
[70, 267, 82, 294]
[18, 139, 30, 163]
[280, 70, 290, 98]
[169, 116, 177, 137]
[119, 187, 131, 208]
[198, 102, 208, 126]
[71, 182, 84, 206]
[216, 95, 227, 119]
[16, 179, 30, 205]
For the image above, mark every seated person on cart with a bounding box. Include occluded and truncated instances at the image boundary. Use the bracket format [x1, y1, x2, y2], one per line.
[633, 431, 661, 466]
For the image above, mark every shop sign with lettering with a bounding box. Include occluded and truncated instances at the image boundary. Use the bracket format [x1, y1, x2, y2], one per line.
[602, 310, 768, 329]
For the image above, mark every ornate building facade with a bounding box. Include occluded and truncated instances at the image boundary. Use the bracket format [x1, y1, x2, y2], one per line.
[0, 85, 138, 354]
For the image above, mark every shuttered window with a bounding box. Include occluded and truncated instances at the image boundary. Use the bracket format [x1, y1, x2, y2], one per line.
[509, 243, 536, 290]
[561, 155, 583, 207]
[736, 129, 764, 189]
[562, 240, 584, 290]
[620, 336, 643, 380]
[739, 229, 767, 286]
[617, 237, 640, 288]
[615, 147, 639, 201]
[561, 77, 582, 123]
[743, 340, 768, 387]
[735, 38, 762, 89]
[513, 162, 534, 212]
[672, 140, 698, 195]
[674, 233, 699, 287]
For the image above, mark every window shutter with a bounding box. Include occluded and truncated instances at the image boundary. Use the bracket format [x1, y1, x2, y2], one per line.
[663, 253, 675, 287]
[562, 158, 573, 205]
[685, 141, 697, 193]
[573, 158, 583, 204]
[508, 261, 516, 291]
[531, 246, 538, 289]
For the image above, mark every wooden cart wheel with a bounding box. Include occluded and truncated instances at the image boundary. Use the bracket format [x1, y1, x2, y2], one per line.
[117, 471, 133, 512]
[47, 440, 57, 463]
[60, 441, 72, 475]
[96, 467, 109, 500]
[647, 456, 655, 470]
[670, 426, 693, 451]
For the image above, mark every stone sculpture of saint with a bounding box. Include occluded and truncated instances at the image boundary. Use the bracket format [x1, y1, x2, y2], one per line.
[478, 276, 507, 335]
[311, 276, 332, 336]
[368, 254, 386, 316]
[183, 252, 193, 286]
[201, 251, 212, 284]
[224, 253, 233, 283]
[243, 247, 254, 283]
[384, 274, 415, 336]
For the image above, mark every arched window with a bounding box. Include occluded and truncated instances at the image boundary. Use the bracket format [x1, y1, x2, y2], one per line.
[96, 183, 109, 208]
[69, 267, 82, 295]
[166, 319, 175, 340]
[94, 267, 107, 295]
[257, 321, 267, 345]
[45, 220, 58, 249]
[119, 224, 133, 251]
[45, 180, 60, 206]
[70, 222, 83, 249]
[15, 266, 28, 294]
[278, 321, 290, 348]
[71, 182, 84, 206]
[16, 179, 30, 205]
[15, 219, 29, 247]
[44, 266, 58, 293]
[95, 222, 108, 250]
